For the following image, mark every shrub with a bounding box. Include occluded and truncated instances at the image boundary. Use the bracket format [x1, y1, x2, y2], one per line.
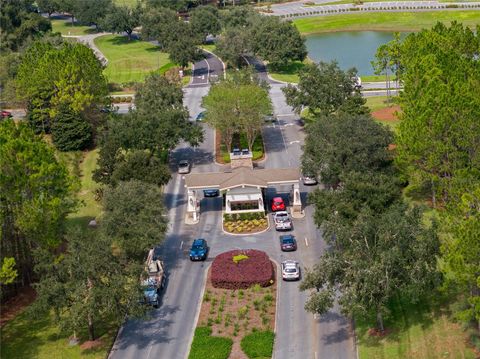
[238, 306, 249, 320]
[264, 294, 274, 302]
[51, 108, 92, 151]
[189, 327, 233, 359]
[233, 254, 249, 264]
[240, 330, 275, 359]
[211, 250, 275, 289]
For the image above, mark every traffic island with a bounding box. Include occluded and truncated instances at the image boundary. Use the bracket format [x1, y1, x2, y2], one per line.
[189, 250, 276, 359]
[223, 213, 269, 235]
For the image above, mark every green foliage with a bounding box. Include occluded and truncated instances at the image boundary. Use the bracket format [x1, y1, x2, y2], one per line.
[302, 111, 394, 188]
[101, 3, 141, 39]
[395, 22, 480, 207]
[240, 330, 275, 358]
[188, 327, 233, 359]
[283, 61, 367, 116]
[232, 254, 249, 264]
[140, 7, 177, 49]
[37, 0, 60, 17]
[215, 27, 250, 69]
[74, 0, 112, 27]
[0, 257, 18, 285]
[0, 120, 75, 287]
[0, 0, 52, 52]
[111, 150, 171, 186]
[101, 180, 167, 262]
[250, 16, 307, 69]
[16, 41, 108, 136]
[51, 107, 93, 151]
[30, 226, 145, 341]
[189, 6, 221, 41]
[165, 21, 201, 69]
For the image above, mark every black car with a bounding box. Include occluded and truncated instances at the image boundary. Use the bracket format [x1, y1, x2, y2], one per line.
[280, 235, 297, 251]
[203, 188, 220, 197]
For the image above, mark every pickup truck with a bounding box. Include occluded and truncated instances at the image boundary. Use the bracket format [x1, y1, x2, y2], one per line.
[142, 248, 166, 308]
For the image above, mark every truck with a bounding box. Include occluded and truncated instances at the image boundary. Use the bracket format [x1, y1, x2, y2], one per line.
[142, 248, 166, 308]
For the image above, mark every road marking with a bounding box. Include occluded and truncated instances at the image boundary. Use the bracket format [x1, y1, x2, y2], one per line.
[180, 240, 184, 250]
[289, 140, 300, 145]
[284, 123, 294, 127]
[305, 237, 309, 247]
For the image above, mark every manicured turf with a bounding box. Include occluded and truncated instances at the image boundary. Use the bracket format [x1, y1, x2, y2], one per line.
[240, 330, 275, 358]
[365, 96, 394, 112]
[267, 61, 306, 83]
[293, 11, 480, 34]
[113, 0, 138, 7]
[356, 296, 477, 359]
[0, 308, 116, 359]
[189, 327, 233, 359]
[51, 19, 94, 36]
[94, 35, 172, 84]
[221, 133, 264, 163]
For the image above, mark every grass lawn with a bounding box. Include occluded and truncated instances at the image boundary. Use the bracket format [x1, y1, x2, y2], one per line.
[189, 327, 233, 359]
[51, 19, 95, 36]
[94, 35, 172, 84]
[356, 296, 477, 359]
[365, 96, 395, 112]
[293, 11, 480, 34]
[0, 308, 116, 359]
[267, 61, 306, 83]
[113, 0, 138, 6]
[240, 330, 275, 358]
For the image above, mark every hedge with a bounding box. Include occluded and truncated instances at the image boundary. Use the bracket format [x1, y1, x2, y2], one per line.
[240, 330, 275, 358]
[211, 250, 274, 289]
[189, 327, 233, 359]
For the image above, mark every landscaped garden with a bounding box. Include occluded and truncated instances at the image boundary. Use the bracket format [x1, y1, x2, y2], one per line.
[223, 213, 268, 234]
[216, 131, 265, 164]
[189, 250, 276, 359]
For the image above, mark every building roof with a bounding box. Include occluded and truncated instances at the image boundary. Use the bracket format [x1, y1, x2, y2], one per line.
[185, 167, 300, 191]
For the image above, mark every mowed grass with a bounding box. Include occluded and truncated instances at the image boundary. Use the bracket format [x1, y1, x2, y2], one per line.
[189, 327, 233, 359]
[94, 35, 172, 84]
[0, 307, 116, 359]
[356, 296, 477, 359]
[51, 19, 94, 36]
[293, 11, 480, 34]
[113, 0, 139, 6]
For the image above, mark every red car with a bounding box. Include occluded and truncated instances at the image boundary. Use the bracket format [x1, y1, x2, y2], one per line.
[271, 197, 286, 212]
[1, 110, 12, 119]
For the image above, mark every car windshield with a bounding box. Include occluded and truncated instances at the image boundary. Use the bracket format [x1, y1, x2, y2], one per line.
[276, 214, 288, 222]
[144, 285, 156, 291]
[284, 267, 297, 273]
[192, 244, 204, 250]
[274, 201, 282, 205]
[282, 238, 294, 244]
[179, 162, 188, 167]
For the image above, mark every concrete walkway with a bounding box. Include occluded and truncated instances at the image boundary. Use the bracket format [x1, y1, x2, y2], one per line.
[64, 32, 109, 65]
[260, 0, 480, 18]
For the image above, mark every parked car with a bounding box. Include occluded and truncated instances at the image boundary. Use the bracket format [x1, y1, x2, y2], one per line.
[264, 114, 276, 122]
[273, 211, 292, 231]
[189, 238, 208, 261]
[196, 111, 206, 121]
[281, 260, 301, 281]
[1, 110, 12, 119]
[178, 160, 191, 174]
[203, 188, 220, 197]
[280, 235, 297, 251]
[271, 197, 286, 212]
[302, 174, 318, 186]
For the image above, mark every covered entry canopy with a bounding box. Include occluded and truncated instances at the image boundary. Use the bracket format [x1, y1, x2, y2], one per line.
[185, 167, 301, 190]
[184, 167, 302, 224]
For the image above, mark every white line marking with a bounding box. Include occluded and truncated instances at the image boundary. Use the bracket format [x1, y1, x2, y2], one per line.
[180, 240, 184, 250]
[305, 237, 309, 247]
[284, 123, 294, 127]
[289, 140, 300, 145]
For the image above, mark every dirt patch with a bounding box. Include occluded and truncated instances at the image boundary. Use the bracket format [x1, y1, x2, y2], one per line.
[372, 105, 401, 122]
[79, 338, 104, 350]
[368, 327, 394, 337]
[198, 267, 277, 359]
[0, 286, 36, 327]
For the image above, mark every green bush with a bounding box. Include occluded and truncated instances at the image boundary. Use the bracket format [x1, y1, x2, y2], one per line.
[240, 330, 275, 359]
[189, 327, 233, 359]
[51, 108, 92, 151]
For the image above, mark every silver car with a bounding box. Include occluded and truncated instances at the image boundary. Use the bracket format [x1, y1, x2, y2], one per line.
[281, 260, 300, 281]
[178, 160, 191, 174]
[273, 211, 292, 231]
[302, 174, 318, 186]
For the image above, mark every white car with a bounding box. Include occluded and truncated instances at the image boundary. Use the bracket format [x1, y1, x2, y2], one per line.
[281, 260, 301, 281]
[302, 174, 318, 186]
[273, 211, 292, 231]
[178, 160, 191, 174]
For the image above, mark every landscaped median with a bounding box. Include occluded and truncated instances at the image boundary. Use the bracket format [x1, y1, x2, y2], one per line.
[223, 213, 268, 234]
[189, 250, 276, 359]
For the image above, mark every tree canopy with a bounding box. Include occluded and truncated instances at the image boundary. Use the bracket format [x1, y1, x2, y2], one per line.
[101, 3, 142, 40]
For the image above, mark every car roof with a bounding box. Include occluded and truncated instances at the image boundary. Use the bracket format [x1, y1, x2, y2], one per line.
[179, 160, 189, 164]
[193, 238, 205, 245]
[280, 235, 294, 241]
[273, 197, 283, 201]
[282, 260, 298, 267]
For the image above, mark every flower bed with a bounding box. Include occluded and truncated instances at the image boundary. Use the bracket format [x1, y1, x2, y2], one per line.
[211, 250, 274, 290]
[223, 213, 268, 234]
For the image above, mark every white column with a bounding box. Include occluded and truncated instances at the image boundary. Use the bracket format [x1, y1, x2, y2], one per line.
[187, 189, 199, 223]
[292, 183, 302, 214]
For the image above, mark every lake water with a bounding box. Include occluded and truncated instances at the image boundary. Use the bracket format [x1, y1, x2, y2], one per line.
[305, 31, 403, 76]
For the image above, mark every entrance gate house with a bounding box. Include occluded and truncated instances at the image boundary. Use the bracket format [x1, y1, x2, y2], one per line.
[184, 167, 302, 224]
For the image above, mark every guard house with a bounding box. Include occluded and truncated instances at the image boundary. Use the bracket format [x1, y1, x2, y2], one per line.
[184, 150, 302, 224]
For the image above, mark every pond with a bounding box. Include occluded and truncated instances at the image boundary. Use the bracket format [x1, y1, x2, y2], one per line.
[305, 31, 406, 76]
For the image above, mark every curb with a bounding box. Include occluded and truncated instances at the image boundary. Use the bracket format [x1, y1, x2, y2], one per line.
[107, 315, 127, 359]
[184, 262, 212, 359]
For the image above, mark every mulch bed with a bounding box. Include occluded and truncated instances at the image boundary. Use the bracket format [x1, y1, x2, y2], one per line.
[198, 267, 277, 359]
[0, 286, 36, 327]
[372, 105, 401, 122]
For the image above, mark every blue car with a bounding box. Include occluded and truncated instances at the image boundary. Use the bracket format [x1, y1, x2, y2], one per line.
[189, 238, 208, 261]
[196, 111, 206, 121]
[203, 188, 219, 197]
[142, 278, 161, 308]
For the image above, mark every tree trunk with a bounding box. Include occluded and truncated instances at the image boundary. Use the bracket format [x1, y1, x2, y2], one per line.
[71, 15, 74, 26]
[87, 314, 95, 341]
[376, 311, 384, 332]
[431, 179, 436, 208]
